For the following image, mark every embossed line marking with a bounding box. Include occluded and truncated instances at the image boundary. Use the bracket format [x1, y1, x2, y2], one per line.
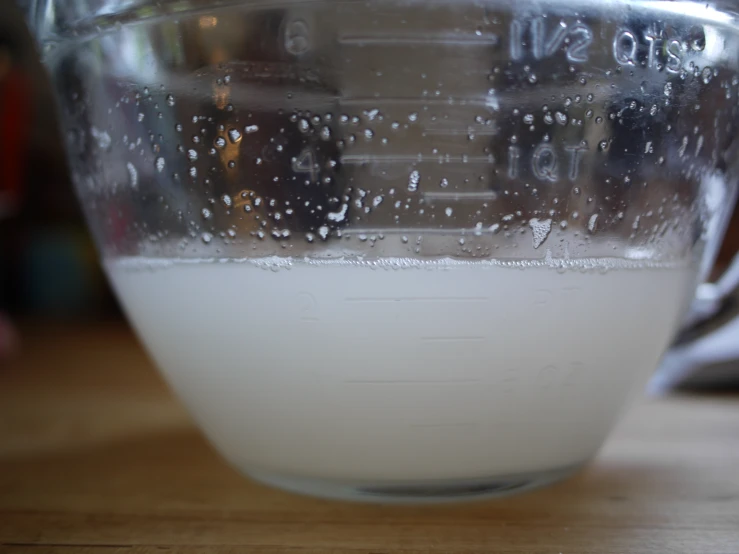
[344, 296, 488, 303]
[423, 191, 498, 200]
[343, 378, 481, 384]
[337, 33, 498, 46]
[421, 336, 486, 342]
[340, 154, 497, 165]
[409, 422, 480, 428]
[424, 126, 498, 137]
[338, 97, 490, 107]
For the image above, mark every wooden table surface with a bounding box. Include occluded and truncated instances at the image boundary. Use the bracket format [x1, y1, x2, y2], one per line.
[1, 324, 738, 553]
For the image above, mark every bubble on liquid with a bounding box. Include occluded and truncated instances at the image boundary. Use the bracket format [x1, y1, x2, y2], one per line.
[201, 232, 213, 244]
[227, 128, 242, 143]
[245, 124, 259, 134]
[587, 213, 598, 233]
[126, 162, 138, 188]
[215, 136, 227, 149]
[155, 157, 165, 172]
[166, 94, 175, 106]
[408, 170, 420, 192]
[528, 218, 552, 249]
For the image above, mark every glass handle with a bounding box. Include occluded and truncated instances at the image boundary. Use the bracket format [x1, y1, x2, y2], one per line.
[651, 251, 739, 392]
[674, 252, 739, 347]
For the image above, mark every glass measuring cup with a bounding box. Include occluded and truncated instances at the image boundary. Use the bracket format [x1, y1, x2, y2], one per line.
[24, 0, 739, 502]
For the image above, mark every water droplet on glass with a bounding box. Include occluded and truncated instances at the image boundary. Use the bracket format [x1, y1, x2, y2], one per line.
[529, 218, 552, 248]
[318, 225, 329, 240]
[587, 214, 598, 233]
[91, 127, 112, 150]
[201, 232, 213, 244]
[408, 170, 420, 192]
[228, 128, 242, 143]
[126, 162, 138, 188]
[408, 112, 418, 122]
[201, 208, 212, 219]
[155, 157, 165, 172]
[245, 124, 259, 134]
[166, 94, 175, 106]
[364, 129, 374, 139]
[445, 207, 453, 217]
[187, 149, 198, 161]
[215, 136, 227, 149]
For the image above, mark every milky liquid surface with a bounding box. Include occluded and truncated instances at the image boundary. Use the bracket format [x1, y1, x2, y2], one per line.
[106, 256, 695, 482]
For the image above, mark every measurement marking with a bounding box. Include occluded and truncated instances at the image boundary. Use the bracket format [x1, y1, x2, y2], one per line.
[425, 127, 498, 137]
[340, 154, 497, 165]
[421, 336, 486, 342]
[344, 379, 481, 384]
[345, 297, 488, 303]
[339, 97, 489, 108]
[410, 422, 480, 428]
[338, 33, 498, 46]
[423, 191, 498, 200]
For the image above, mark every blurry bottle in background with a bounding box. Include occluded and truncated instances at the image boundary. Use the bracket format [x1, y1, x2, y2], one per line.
[0, 0, 119, 325]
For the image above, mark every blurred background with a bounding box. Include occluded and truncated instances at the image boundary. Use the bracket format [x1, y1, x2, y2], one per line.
[0, 1, 121, 327]
[1, 0, 738, 384]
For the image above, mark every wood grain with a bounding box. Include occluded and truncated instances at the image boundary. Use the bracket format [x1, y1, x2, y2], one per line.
[1, 324, 738, 553]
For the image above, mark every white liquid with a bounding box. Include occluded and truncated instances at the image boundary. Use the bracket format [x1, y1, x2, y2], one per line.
[106, 257, 694, 482]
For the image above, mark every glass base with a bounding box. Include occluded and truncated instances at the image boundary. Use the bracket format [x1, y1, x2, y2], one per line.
[246, 464, 582, 504]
